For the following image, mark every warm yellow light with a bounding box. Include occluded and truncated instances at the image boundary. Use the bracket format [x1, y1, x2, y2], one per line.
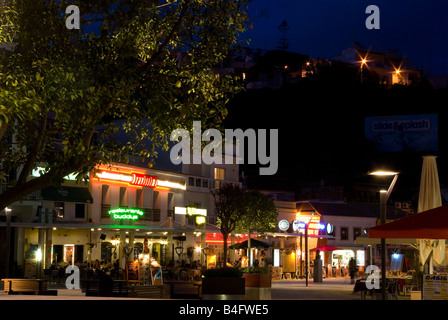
[196, 246, 202, 253]
[396, 69, 401, 74]
[369, 171, 398, 176]
[362, 59, 367, 64]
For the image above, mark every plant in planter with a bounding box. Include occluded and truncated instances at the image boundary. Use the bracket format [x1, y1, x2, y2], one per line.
[242, 266, 272, 300]
[201, 267, 245, 300]
[242, 267, 271, 287]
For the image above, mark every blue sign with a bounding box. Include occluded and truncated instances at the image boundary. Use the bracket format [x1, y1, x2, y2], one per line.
[365, 114, 438, 152]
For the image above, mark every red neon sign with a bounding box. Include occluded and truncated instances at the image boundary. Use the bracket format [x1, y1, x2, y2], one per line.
[96, 170, 158, 188]
[131, 172, 158, 188]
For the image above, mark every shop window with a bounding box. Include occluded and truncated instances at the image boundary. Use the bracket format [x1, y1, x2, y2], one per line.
[54, 202, 64, 218]
[53, 245, 63, 263]
[340, 227, 348, 240]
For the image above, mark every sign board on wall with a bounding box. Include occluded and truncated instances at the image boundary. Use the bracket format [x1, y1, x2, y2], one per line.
[365, 114, 438, 152]
[423, 274, 448, 300]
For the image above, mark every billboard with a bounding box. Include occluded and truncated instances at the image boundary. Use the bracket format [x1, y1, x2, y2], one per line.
[365, 114, 438, 152]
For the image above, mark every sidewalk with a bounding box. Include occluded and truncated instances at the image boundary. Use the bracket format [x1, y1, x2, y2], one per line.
[272, 277, 409, 300]
[0, 277, 410, 300]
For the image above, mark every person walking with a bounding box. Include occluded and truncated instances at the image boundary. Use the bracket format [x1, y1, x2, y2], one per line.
[349, 257, 357, 284]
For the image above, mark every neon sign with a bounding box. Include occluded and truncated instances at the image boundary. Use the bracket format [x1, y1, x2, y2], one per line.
[96, 170, 157, 188]
[96, 169, 186, 190]
[174, 206, 207, 216]
[195, 215, 206, 226]
[109, 208, 144, 220]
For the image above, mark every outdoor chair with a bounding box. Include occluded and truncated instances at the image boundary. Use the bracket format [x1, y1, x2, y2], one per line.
[386, 279, 399, 300]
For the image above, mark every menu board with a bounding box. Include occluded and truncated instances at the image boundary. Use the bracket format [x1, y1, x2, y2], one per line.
[126, 260, 139, 283]
[138, 254, 151, 284]
[423, 274, 448, 300]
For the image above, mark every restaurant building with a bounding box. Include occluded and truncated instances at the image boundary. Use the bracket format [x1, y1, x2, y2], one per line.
[0, 150, 242, 279]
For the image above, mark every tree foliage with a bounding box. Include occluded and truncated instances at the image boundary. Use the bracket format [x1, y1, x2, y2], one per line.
[236, 189, 277, 234]
[0, 0, 249, 210]
[212, 184, 277, 265]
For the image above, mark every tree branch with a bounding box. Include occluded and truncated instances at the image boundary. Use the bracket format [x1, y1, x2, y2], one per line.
[17, 115, 47, 185]
[144, 0, 190, 69]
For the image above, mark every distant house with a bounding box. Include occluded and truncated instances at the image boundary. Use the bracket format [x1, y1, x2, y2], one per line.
[334, 42, 420, 86]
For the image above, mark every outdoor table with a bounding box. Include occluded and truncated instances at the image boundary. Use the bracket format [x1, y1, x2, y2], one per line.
[2, 278, 48, 295]
[353, 278, 379, 299]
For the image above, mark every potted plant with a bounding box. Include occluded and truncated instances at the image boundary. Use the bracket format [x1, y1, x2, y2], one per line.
[242, 266, 272, 300]
[408, 251, 423, 300]
[201, 267, 245, 300]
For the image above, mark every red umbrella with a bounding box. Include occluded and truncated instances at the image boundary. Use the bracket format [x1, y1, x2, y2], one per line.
[369, 205, 448, 239]
[311, 245, 341, 252]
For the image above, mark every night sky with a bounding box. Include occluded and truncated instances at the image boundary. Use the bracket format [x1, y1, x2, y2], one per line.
[243, 0, 448, 76]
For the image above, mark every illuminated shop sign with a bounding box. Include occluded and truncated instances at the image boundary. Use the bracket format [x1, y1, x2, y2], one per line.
[195, 215, 206, 226]
[278, 219, 290, 231]
[109, 208, 144, 220]
[95, 169, 186, 190]
[96, 170, 157, 188]
[292, 221, 326, 231]
[291, 212, 325, 236]
[174, 206, 207, 216]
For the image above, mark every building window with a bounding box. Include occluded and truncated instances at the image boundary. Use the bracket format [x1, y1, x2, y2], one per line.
[340, 227, 348, 240]
[75, 203, 85, 219]
[188, 177, 195, 186]
[119, 187, 127, 207]
[54, 202, 64, 218]
[214, 168, 225, 180]
[353, 227, 362, 240]
[214, 168, 225, 189]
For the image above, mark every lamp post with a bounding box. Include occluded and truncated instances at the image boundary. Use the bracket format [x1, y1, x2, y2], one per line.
[369, 170, 399, 300]
[5, 207, 12, 278]
[360, 58, 367, 84]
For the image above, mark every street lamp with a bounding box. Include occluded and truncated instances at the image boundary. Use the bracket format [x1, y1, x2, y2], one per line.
[4, 207, 12, 278]
[369, 170, 399, 300]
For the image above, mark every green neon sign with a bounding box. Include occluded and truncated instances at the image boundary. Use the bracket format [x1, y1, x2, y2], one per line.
[109, 208, 144, 220]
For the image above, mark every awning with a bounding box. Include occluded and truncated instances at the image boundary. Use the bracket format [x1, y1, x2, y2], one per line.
[356, 236, 416, 245]
[41, 186, 93, 203]
[368, 205, 448, 239]
[229, 239, 273, 249]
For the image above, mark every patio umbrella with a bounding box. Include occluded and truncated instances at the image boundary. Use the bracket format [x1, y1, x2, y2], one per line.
[229, 239, 272, 249]
[417, 156, 445, 267]
[369, 156, 446, 267]
[311, 245, 341, 252]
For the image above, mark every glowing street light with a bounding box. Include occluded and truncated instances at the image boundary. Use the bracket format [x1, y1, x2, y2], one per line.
[369, 170, 399, 300]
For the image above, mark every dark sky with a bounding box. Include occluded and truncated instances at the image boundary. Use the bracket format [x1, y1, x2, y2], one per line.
[243, 0, 448, 76]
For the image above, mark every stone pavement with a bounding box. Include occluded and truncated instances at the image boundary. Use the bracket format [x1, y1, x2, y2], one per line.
[0, 277, 410, 300]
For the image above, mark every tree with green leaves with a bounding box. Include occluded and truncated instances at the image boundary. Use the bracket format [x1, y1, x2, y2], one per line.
[0, 0, 249, 211]
[236, 189, 277, 266]
[212, 184, 278, 267]
[211, 183, 245, 267]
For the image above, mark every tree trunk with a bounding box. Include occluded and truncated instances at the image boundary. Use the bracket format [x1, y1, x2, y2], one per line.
[222, 233, 228, 268]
